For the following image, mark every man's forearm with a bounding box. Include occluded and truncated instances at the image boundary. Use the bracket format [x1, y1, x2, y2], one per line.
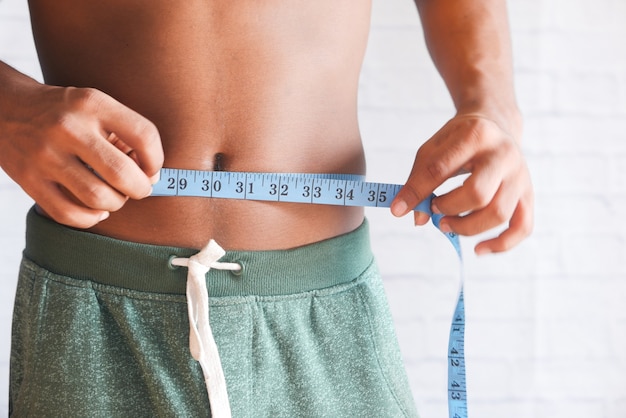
[415, 0, 521, 138]
[0, 61, 43, 120]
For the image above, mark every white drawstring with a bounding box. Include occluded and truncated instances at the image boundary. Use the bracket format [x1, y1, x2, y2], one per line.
[171, 240, 239, 418]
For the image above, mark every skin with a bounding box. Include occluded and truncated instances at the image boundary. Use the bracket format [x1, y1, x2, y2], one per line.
[0, 0, 533, 254]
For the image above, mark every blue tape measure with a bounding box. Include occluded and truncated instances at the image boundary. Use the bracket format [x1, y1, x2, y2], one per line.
[152, 167, 468, 418]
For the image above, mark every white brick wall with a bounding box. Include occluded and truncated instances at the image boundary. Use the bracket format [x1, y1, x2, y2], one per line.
[1, 0, 625, 417]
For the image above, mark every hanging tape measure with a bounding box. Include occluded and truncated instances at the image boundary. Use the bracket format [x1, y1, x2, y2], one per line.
[152, 167, 468, 418]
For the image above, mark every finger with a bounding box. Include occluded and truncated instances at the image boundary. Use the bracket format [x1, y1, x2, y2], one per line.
[58, 158, 130, 211]
[431, 156, 502, 217]
[439, 181, 519, 237]
[392, 131, 479, 218]
[106, 132, 139, 164]
[33, 181, 111, 229]
[77, 132, 154, 200]
[96, 94, 164, 177]
[149, 169, 161, 185]
[108, 132, 160, 184]
[474, 193, 534, 255]
[414, 210, 430, 226]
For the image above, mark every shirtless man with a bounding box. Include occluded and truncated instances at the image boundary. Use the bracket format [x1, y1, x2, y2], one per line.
[1, 0, 533, 416]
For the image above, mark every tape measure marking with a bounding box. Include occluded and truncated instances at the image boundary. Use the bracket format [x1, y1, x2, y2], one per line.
[152, 167, 468, 418]
[448, 289, 467, 418]
[152, 168, 432, 213]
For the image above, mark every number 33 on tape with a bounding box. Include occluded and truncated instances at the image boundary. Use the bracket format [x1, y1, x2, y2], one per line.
[152, 168, 469, 418]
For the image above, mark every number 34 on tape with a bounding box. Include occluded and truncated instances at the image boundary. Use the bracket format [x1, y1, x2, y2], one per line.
[152, 168, 469, 418]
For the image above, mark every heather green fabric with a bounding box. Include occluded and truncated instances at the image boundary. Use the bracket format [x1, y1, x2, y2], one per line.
[10, 209, 418, 417]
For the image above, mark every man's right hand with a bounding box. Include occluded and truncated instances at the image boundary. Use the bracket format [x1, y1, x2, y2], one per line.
[0, 83, 164, 228]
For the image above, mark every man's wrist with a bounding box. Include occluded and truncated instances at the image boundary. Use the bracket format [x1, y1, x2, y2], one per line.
[454, 97, 523, 143]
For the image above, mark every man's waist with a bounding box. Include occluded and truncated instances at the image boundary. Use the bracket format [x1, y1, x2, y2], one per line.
[24, 207, 373, 296]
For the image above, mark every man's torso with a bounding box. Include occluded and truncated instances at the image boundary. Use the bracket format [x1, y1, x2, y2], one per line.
[28, 0, 372, 249]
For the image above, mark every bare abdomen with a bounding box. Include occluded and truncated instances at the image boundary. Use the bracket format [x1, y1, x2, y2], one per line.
[28, 0, 372, 249]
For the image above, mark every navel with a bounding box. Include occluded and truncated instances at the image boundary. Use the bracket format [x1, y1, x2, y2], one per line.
[213, 153, 226, 172]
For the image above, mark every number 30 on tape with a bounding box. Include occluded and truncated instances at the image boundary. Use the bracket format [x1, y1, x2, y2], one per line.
[152, 168, 469, 418]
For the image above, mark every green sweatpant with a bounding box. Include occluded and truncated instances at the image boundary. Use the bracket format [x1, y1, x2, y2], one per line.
[10, 209, 418, 417]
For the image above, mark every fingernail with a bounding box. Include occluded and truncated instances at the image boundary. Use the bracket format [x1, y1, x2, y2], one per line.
[431, 202, 441, 215]
[439, 222, 452, 233]
[150, 171, 161, 185]
[142, 184, 154, 198]
[391, 199, 409, 217]
[414, 212, 429, 226]
[99, 211, 110, 222]
[476, 247, 492, 256]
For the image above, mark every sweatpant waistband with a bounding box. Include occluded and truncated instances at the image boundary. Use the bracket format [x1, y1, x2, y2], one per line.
[23, 208, 374, 297]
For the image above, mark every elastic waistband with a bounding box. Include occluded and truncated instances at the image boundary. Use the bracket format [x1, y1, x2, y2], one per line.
[23, 208, 374, 297]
